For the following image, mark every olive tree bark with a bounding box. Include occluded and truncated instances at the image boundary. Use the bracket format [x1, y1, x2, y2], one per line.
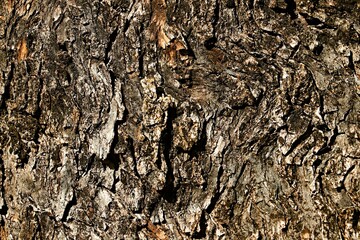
[0, 0, 359, 239]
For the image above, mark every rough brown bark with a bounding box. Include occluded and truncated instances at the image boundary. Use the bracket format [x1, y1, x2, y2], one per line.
[0, 0, 359, 239]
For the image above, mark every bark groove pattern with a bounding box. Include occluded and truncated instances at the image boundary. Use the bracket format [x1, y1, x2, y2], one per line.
[0, 0, 359, 239]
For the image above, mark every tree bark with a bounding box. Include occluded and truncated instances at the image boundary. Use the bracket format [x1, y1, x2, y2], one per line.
[0, 0, 359, 239]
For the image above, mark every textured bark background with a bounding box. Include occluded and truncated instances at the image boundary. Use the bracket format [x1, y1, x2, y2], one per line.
[0, 0, 360, 239]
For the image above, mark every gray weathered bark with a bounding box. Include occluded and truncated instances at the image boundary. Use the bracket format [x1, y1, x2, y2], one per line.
[0, 0, 359, 239]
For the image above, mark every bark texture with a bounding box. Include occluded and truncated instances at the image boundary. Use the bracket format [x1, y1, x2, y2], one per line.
[0, 0, 360, 239]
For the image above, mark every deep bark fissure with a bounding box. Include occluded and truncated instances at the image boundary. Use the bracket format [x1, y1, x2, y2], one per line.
[158, 107, 177, 203]
[60, 192, 77, 222]
[103, 120, 121, 171]
[0, 63, 14, 111]
[336, 165, 355, 193]
[206, 165, 224, 214]
[105, 27, 118, 65]
[299, 12, 336, 30]
[353, 210, 360, 230]
[0, 152, 8, 217]
[284, 0, 297, 19]
[284, 124, 313, 156]
[192, 211, 207, 239]
[137, 23, 145, 79]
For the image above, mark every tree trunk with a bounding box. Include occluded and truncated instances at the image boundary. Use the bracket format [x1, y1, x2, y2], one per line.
[0, 0, 359, 239]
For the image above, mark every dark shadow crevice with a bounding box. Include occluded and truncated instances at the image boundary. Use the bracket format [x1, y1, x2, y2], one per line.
[0, 63, 14, 111]
[158, 107, 178, 203]
[0, 150, 8, 217]
[284, 124, 313, 156]
[192, 211, 207, 239]
[299, 12, 336, 29]
[105, 27, 119, 65]
[61, 192, 77, 222]
[206, 165, 224, 214]
[103, 120, 121, 171]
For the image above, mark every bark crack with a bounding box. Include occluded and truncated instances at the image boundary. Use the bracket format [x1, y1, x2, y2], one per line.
[299, 12, 336, 29]
[192, 211, 207, 239]
[0, 63, 14, 111]
[284, 124, 313, 156]
[206, 165, 224, 214]
[61, 191, 77, 222]
[158, 106, 177, 203]
[0, 150, 8, 217]
[127, 136, 141, 179]
[105, 27, 119, 65]
[336, 165, 355, 193]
